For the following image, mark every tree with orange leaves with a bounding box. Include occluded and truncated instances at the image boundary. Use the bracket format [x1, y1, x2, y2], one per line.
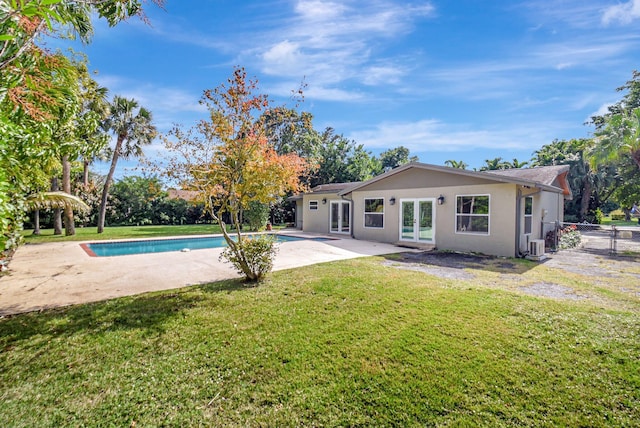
[161, 67, 310, 281]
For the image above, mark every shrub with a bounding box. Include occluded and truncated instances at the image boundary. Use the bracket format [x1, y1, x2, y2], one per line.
[592, 208, 604, 225]
[244, 201, 270, 231]
[558, 225, 581, 250]
[610, 209, 626, 221]
[220, 234, 277, 282]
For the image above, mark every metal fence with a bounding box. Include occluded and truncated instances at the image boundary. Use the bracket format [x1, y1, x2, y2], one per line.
[542, 221, 640, 256]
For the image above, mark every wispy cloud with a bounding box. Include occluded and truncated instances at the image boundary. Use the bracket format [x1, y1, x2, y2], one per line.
[602, 0, 640, 25]
[96, 75, 206, 131]
[349, 119, 575, 153]
[252, 0, 435, 99]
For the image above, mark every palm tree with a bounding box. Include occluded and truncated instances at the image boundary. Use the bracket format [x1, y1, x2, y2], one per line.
[591, 107, 640, 170]
[480, 157, 509, 171]
[444, 159, 468, 169]
[79, 84, 111, 188]
[26, 191, 90, 234]
[97, 96, 157, 233]
[510, 158, 529, 168]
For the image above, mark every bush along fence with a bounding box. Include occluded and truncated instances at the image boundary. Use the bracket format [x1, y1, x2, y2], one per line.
[543, 221, 640, 255]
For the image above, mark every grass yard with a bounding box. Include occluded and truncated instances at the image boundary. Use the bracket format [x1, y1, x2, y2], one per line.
[1, 256, 639, 426]
[23, 224, 227, 244]
[602, 216, 640, 227]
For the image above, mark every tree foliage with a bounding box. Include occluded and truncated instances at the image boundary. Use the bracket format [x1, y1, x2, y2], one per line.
[0, 0, 161, 261]
[379, 146, 418, 171]
[532, 139, 620, 222]
[161, 67, 310, 281]
[444, 159, 468, 169]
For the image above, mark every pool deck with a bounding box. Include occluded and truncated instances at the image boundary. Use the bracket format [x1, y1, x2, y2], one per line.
[0, 233, 408, 316]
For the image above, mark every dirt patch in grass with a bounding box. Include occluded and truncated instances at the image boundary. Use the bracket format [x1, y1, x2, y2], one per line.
[383, 249, 640, 303]
[521, 282, 586, 300]
[383, 251, 528, 281]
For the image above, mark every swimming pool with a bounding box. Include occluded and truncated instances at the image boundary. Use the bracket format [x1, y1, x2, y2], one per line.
[81, 234, 328, 257]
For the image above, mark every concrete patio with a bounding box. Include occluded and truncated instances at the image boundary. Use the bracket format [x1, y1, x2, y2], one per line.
[0, 234, 407, 316]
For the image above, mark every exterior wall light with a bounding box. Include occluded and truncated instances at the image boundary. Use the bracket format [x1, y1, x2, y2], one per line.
[322, 198, 327, 204]
[437, 195, 445, 205]
[389, 197, 396, 205]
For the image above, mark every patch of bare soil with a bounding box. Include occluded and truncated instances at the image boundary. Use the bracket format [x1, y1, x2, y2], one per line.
[520, 283, 586, 300]
[383, 251, 524, 281]
[382, 249, 640, 303]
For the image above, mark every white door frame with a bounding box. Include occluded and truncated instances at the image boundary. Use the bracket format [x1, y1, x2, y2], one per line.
[330, 200, 351, 234]
[399, 198, 436, 243]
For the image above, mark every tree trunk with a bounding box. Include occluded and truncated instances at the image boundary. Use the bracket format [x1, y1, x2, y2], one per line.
[580, 178, 592, 221]
[33, 210, 40, 235]
[633, 149, 640, 170]
[51, 177, 62, 235]
[83, 159, 90, 188]
[62, 155, 75, 236]
[97, 137, 123, 233]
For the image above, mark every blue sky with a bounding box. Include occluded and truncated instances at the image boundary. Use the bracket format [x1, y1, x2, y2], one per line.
[62, 0, 640, 174]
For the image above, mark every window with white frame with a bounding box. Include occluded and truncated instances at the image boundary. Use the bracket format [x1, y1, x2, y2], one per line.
[364, 198, 384, 228]
[309, 200, 318, 211]
[524, 196, 533, 234]
[456, 195, 489, 234]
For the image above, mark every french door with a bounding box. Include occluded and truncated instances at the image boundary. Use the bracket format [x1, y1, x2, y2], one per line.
[330, 201, 350, 234]
[400, 199, 435, 243]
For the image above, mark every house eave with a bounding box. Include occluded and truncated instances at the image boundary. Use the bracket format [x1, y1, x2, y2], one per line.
[338, 162, 565, 196]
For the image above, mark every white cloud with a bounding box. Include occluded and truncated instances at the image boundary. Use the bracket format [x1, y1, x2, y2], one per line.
[252, 1, 435, 99]
[602, 0, 640, 25]
[262, 40, 301, 65]
[362, 65, 406, 85]
[349, 119, 566, 153]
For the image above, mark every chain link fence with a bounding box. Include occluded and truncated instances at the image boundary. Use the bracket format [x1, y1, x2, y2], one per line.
[542, 221, 640, 256]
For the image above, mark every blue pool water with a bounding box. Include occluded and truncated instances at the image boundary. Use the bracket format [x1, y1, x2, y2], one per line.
[83, 234, 325, 257]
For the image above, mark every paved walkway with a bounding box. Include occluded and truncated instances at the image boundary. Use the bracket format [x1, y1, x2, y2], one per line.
[0, 234, 407, 316]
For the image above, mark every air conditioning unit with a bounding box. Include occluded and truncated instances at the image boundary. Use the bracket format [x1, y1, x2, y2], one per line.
[529, 239, 545, 257]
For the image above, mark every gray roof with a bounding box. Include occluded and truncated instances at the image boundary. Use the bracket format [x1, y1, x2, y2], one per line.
[483, 165, 570, 187]
[287, 182, 361, 201]
[310, 182, 361, 193]
[338, 162, 569, 196]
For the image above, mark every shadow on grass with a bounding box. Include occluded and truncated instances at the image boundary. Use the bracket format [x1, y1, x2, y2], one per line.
[0, 290, 203, 346]
[198, 278, 259, 294]
[383, 251, 538, 275]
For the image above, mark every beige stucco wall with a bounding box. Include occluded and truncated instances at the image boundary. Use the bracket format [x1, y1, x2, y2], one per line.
[295, 200, 303, 229]
[301, 193, 347, 234]
[300, 166, 567, 258]
[350, 181, 519, 257]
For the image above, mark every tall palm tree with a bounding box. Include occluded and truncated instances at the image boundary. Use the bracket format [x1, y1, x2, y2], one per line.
[444, 159, 468, 169]
[97, 96, 157, 233]
[480, 157, 509, 171]
[591, 107, 640, 170]
[510, 158, 529, 168]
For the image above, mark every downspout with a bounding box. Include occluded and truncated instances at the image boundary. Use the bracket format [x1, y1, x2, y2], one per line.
[341, 194, 355, 238]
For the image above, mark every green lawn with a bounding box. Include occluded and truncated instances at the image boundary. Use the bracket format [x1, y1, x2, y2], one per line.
[602, 216, 640, 227]
[22, 224, 226, 244]
[1, 256, 638, 426]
